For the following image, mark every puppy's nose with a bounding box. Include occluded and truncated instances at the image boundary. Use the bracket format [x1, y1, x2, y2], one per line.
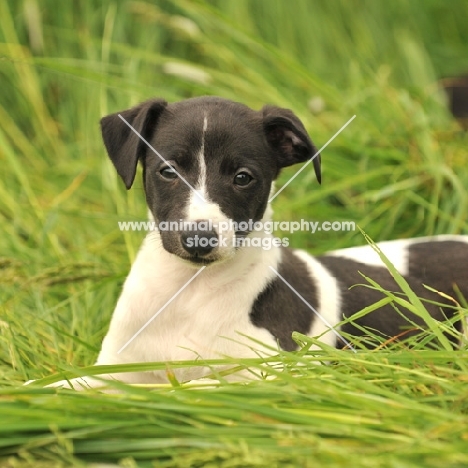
[180, 230, 218, 256]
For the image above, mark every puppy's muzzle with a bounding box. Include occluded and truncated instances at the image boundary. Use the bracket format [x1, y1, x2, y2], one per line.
[180, 229, 218, 257]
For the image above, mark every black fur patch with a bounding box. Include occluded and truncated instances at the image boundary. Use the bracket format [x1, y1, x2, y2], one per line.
[249, 248, 317, 351]
[408, 241, 468, 302]
[318, 255, 461, 345]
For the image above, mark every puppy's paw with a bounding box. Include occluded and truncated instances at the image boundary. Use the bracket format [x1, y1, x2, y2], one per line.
[45, 378, 91, 390]
[25, 376, 112, 391]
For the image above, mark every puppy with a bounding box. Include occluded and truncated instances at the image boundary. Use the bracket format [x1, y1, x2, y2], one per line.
[51, 97, 468, 388]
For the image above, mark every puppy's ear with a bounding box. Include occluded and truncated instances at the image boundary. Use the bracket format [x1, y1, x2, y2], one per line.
[100, 99, 168, 189]
[262, 105, 321, 184]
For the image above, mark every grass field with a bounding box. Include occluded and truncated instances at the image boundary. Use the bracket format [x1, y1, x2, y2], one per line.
[1, 0, 468, 466]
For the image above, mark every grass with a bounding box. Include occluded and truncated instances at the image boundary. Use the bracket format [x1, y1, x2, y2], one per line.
[1, 0, 468, 466]
[3, 347, 468, 468]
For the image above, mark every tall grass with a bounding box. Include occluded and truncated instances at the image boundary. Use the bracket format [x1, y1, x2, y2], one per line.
[1, 0, 468, 466]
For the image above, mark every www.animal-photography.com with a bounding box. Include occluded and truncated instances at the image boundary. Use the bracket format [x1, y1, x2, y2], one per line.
[1, 1, 468, 467]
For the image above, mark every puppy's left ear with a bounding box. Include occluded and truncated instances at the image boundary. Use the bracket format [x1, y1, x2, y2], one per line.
[262, 105, 321, 184]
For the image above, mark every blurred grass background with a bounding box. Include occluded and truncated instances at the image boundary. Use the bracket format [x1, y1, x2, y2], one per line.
[1, 0, 468, 466]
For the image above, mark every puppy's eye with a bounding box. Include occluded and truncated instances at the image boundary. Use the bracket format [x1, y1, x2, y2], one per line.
[160, 166, 178, 180]
[234, 172, 253, 187]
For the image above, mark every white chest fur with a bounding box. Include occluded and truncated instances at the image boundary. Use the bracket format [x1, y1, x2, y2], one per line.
[96, 231, 280, 382]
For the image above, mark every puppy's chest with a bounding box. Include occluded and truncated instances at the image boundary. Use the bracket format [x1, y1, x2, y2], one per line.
[123, 271, 272, 362]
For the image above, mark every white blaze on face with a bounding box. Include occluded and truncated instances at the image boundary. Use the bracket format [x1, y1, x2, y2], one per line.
[186, 115, 235, 258]
[197, 116, 208, 201]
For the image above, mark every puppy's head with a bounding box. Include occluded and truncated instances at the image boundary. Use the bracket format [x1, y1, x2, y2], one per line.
[101, 96, 320, 265]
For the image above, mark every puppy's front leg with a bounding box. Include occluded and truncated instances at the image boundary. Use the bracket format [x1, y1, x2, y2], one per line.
[44, 375, 117, 390]
[24, 374, 116, 390]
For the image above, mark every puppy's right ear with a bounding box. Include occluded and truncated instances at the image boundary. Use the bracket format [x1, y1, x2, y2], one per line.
[100, 99, 168, 189]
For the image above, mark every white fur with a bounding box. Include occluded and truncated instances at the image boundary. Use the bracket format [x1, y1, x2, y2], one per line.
[327, 235, 468, 275]
[188, 116, 208, 204]
[292, 249, 342, 347]
[50, 229, 282, 389]
[48, 182, 285, 389]
[186, 115, 236, 259]
[327, 239, 412, 274]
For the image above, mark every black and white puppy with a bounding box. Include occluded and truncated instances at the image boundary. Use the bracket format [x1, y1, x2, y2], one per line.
[62, 97, 468, 387]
